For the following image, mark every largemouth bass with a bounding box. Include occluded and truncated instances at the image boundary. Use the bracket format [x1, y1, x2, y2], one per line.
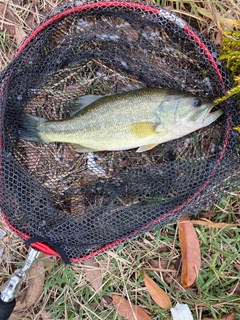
[18, 88, 223, 153]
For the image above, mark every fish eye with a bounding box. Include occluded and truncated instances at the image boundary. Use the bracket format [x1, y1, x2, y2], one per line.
[193, 98, 202, 108]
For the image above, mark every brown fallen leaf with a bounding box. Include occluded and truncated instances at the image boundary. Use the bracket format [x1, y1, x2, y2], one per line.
[178, 218, 201, 288]
[191, 218, 236, 229]
[162, 262, 179, 286]
[0, 2, 16, 35]
[25, 12, 36, 29]
[15, 25, 27, 46]
[112, 295, 151, 320]
[214, 30, 222, 46]
[82, 258, 103, 294]
[41, 310, 53, 320]
[148, 259, 168, 269]
[199, 211, 217, 219]
[229, 284, 240, 294]
[232, 263, 240, 272]
[143, 272, 171, 309]
[15, 260, 45, 310]
[203, 312, 236, 320]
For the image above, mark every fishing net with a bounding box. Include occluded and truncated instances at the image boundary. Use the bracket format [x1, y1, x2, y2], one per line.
[0, 0, 239, 263]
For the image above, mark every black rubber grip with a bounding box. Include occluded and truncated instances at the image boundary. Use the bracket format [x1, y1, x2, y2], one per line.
[0, 297, 16, 320]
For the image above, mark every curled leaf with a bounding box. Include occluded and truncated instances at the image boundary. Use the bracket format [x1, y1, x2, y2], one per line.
[178, 218, 201, 288]
[143, 272, 171, 309]
[112, 295, 151, 320]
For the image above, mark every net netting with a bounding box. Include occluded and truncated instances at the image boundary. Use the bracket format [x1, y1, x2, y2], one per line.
[0, 0, 239, 263]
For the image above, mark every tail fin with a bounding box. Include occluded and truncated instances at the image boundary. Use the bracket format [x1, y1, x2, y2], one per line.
[18, 113, 47, 143]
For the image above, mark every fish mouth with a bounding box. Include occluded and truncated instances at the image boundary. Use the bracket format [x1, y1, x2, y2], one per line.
[204, 108, 223, 126]
[195, 105, 223, 126]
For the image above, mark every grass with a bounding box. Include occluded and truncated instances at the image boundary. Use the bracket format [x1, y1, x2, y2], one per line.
[0, 0, 240, 319]
[43, 208, 239, 320]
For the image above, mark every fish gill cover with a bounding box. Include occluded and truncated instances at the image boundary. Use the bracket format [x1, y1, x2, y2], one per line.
[0, 0, 239, 263]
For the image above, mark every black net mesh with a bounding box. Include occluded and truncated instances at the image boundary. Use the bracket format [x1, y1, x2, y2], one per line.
[0, 0, 239, 262]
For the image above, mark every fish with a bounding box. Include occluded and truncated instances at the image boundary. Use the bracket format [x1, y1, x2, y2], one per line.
[18, 88, 223, 153]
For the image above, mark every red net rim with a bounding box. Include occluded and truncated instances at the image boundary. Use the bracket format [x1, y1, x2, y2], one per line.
[0, 1, 232, 262]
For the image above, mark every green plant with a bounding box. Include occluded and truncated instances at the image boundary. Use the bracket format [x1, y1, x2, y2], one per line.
[214, 22, 240, 104]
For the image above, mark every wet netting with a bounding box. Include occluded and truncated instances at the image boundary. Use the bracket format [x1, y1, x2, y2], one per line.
[0, 0, 239, 263]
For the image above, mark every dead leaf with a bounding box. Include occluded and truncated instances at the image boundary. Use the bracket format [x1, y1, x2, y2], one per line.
[41, 310, 53, 320]
[25, 12, 36, 29]
[112, 295, 151, 320]
[234, 285, 240, 294]
[15, 26, 27, 46]
[0, 2, 16, 35]
[162, 263, 178, 286]
[82, 258, 103, 294]
[214, 31, 222, 46]
[148, 259, 168, 269]
[203, 313, 236, 320]
[191, 218, 236, 229]
[199, 211, 217, 219]
[143, 272, 171, 309]
[232, 263, 240, 272]
[15, 260, 45, 310]
[229, 284, 240, 294]
[178, 218, 201, 288]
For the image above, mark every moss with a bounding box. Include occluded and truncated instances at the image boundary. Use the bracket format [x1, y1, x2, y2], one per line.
[214, 22, 240, 104]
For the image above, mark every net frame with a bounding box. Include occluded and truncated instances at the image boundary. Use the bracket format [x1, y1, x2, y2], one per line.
[0, 0, 237, 263]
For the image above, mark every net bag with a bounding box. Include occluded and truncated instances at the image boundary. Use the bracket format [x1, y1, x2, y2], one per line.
[0, 0, 239, 264]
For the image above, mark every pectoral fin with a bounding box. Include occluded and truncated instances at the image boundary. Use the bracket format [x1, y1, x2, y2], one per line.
[136, 144, 158, 152]
[130, 122, 156, 138]
[155, 123, 165, 133]
[71, 143, 98, 153]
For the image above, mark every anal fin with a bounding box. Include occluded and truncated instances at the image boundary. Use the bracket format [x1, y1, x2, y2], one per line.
[136, 144, 158, 152]
[71, 143, 98, 153]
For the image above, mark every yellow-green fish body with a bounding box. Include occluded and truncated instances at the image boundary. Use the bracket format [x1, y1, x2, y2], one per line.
[19, 88, 222, 153]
